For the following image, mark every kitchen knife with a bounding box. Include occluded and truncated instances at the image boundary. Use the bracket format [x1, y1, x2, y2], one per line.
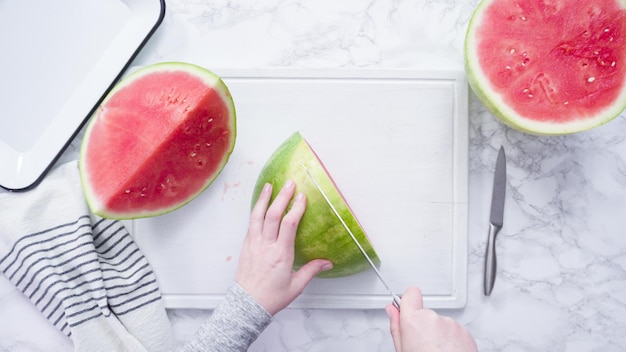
[484, 146, 506, 296]
[301, 164, 402, 310]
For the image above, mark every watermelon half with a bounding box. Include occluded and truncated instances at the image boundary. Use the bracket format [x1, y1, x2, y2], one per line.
[465, 0, 626, 135]
[79, 62, 236, 219]
[252, 132, 380, 278]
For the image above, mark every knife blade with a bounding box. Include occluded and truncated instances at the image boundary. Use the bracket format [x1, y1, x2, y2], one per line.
[484, 146, 506, 296]
[300, 164, 402, 310]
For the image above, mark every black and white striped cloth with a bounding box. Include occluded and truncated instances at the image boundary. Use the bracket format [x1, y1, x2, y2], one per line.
[0, 161, 175, 351]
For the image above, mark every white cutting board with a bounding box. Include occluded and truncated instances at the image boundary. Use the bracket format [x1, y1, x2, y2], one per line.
[130, 69, 468, 309]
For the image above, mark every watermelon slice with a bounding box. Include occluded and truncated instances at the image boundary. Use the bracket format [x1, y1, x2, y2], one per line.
[465, 0, 626, 135]
[252, 132, 380, 278]
[79, 62, 236, 219]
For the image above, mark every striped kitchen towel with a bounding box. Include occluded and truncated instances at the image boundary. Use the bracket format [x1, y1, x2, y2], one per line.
[0, 161, 175, 352]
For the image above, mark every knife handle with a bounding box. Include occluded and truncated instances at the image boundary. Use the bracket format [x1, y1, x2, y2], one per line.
[484, 223, 501, 296]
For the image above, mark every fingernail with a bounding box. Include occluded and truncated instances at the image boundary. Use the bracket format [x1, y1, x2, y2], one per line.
[263, 183, 272, 193]
[295, 192, 305, 202]
[284, 179, 294, 189]
[322, 261, 333, 271]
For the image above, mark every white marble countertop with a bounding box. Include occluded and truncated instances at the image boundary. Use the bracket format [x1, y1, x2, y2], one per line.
[2, 0, 626, 351]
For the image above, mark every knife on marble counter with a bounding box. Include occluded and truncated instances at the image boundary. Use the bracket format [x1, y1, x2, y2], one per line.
[301, 164, 402, 310]
[484, 146, 506, 296]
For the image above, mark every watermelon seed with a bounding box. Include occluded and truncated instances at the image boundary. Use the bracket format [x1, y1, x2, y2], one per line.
[522, 88, 533, 98]
[509, 48, 516, 54]
[520, 16, 526, 21]
[190, 152, 197, 157]
[208, 118, 214, 123]
[206, 143, 212, 147]
[197, 159, 204, 166]
[195, 143, 201, 148]
[125, 189, 131, 194]
[612, 62, 616, 67]
[564, 101, 569, 105]
[505, 66, 511, 70]
[587, 77, 596, 83]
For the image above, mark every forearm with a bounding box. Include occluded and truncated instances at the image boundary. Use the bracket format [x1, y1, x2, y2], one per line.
[181, 283, 273, 352]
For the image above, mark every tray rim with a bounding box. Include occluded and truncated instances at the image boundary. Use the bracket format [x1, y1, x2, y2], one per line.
[0, 0, 165, 191]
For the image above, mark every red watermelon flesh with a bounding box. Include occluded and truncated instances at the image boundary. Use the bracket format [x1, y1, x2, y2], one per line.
[466, 0, 626, 134]
[80, 62, 236, 219]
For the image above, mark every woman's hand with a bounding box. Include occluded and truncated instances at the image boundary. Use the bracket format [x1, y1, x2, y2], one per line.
[386, 287, 478, 352]
[235, 180, 333, 315]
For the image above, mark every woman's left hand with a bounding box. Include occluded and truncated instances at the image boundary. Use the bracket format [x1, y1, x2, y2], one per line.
[235, 180, 333, 315]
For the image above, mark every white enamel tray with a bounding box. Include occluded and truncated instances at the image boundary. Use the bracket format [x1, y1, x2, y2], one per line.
[0, 0, 164, 190]
[130, 69, 469, 309]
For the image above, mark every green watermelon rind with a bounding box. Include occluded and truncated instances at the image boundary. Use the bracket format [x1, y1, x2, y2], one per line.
[79, 62, 237, 219]
[464, 0, 626, 135]
[251, 132, 381, 278]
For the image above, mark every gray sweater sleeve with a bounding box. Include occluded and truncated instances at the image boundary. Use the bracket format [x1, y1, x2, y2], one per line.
[180, 283, 273, 352]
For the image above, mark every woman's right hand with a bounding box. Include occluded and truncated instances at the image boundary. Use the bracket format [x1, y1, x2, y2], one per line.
[385, 287, 478, 352]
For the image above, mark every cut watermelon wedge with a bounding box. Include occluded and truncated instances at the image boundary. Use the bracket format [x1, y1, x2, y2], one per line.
[251, 132, 380, 278]
[465, 0, 626, 135]
[79, 62, 236, 219]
